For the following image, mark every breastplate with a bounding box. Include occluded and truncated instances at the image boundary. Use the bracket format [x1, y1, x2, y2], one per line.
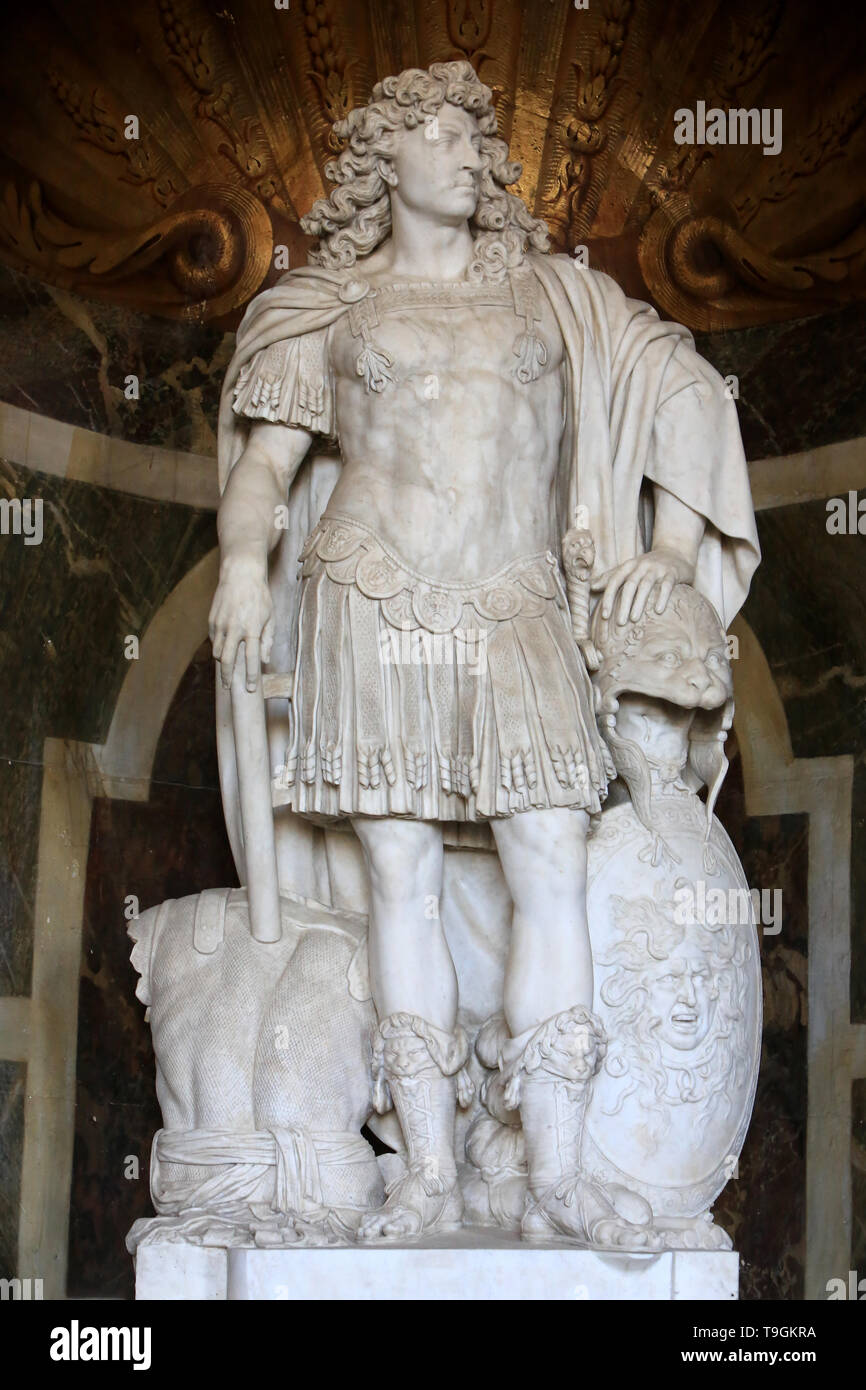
[338, 265, 548, 393]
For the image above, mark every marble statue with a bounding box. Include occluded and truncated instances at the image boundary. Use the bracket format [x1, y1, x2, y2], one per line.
[129, 61, 761, 1269]
[464, 586, 762, 1249]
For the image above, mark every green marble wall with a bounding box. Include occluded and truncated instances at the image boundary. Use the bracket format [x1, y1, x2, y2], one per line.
[0, 266, 229, 454]
[0, 459, 216, 998]
[855, 1078, 866, 1276]
[747, 500, 866, 1026]
[0, 1061, 24, 1277]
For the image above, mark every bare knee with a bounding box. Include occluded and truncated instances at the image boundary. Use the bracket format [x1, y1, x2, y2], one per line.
[352, 818, 442, 903]
[493, 809, 588, 913]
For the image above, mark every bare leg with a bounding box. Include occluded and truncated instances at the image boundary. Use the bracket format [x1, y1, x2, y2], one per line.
[491, 807, 661, 1249]
[353, 817, 465, 1239]
[352, 817, 456, 1030]
[491, 807, 592, 1036]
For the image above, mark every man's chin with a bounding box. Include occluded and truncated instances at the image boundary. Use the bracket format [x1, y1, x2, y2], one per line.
[403, 188, 476, 223]
[445, 190, 479, 218]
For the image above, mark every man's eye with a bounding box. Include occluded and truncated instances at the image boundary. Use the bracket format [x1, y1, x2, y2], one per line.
[658, 651, 682, 667]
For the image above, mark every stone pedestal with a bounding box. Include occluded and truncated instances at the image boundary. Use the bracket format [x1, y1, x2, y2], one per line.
[134, 1231, 739, 1301]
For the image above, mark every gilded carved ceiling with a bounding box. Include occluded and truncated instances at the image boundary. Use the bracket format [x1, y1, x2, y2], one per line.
[0, 0, 863, 330]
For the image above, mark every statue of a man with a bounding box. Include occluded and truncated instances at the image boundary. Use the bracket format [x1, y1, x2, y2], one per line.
[210, 62, 759, 1245]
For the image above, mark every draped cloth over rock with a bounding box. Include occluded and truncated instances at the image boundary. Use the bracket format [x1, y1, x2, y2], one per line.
[149, 1125, 376, 1217]
[215, 257, 760, 886]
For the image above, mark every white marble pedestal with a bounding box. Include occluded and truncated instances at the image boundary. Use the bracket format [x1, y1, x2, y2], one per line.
[134, 1230, 738, 1301]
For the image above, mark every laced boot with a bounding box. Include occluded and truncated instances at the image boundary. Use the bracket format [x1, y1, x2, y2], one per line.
[359, 1012, 474, 1241]
[501, 1004, 662, 1250]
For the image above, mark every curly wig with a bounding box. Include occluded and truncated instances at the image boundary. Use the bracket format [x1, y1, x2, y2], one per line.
[300, 61, 550, 281]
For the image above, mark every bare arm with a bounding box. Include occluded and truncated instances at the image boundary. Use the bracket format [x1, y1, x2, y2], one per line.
[209, 421, 313, 690]
[593, 485, 705, 625]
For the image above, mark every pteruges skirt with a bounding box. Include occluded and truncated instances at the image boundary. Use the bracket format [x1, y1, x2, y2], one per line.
[276, 515, 612, 821]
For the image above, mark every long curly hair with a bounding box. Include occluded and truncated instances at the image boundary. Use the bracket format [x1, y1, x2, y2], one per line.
[300, 61, 550, 281]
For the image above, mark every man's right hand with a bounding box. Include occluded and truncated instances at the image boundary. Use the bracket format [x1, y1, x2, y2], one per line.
[208, 555, 275, 692]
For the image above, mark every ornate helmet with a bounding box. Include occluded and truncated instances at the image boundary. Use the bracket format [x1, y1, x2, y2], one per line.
[591, 583, 735, 838]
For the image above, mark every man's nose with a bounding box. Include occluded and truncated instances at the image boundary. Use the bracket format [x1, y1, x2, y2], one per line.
[461, 141, 483, 171]
[677, 975, 697, 1004]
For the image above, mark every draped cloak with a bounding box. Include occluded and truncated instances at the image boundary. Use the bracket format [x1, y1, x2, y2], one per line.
[215, 252, 760, 910]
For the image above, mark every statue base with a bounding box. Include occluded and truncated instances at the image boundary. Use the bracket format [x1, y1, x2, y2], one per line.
[133, 1230, 738, 1301]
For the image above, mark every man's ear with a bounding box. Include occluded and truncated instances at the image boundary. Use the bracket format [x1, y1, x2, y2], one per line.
[376, 158, 398, 188]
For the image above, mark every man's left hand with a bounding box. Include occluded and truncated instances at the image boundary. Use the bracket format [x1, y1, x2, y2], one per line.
[592, 547, 696, 626]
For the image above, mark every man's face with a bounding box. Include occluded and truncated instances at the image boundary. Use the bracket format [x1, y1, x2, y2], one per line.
[389, 103, 483, 224]
[648, 943, 718, 1052]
